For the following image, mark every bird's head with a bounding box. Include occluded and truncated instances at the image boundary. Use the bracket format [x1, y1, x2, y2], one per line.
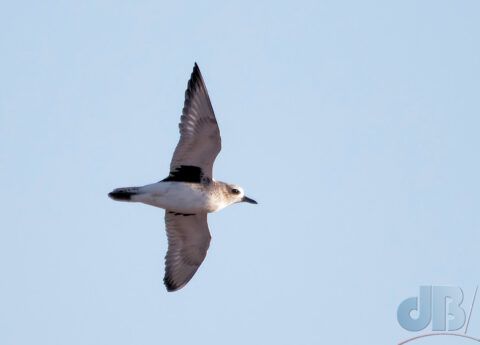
[223, 183, 257, 205]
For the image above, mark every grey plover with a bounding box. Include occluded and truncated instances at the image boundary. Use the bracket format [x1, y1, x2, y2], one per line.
[109, 63, 257, 292]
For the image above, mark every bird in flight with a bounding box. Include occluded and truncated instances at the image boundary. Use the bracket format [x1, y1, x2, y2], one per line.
[109, 63, 257, 292]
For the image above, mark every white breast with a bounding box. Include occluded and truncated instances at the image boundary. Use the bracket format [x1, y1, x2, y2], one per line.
[134, 182, 221, 213]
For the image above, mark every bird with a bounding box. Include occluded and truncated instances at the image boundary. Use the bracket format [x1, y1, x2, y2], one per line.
[108, 63, 257, 292]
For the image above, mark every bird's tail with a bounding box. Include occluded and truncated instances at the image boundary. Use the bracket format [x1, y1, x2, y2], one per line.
[108, 187, 141, 202]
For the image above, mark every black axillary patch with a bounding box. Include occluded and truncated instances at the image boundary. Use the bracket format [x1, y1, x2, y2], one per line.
[162, 165, 203, 183]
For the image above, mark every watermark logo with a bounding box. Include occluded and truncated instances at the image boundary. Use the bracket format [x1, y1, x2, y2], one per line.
[397, 285, 479, 344]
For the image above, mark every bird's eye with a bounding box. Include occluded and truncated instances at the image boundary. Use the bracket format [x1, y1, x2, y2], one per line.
[231, 189, 240, 194]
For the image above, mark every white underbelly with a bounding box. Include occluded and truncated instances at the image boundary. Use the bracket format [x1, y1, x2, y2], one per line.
[134, 182, 217, 213]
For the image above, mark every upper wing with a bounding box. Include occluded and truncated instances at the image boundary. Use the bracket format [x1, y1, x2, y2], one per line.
[164, 212, 212, 292]
[169, 63, 221, 180]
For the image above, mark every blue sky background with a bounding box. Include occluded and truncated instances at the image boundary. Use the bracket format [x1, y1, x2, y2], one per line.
[1, 1, 479, 344]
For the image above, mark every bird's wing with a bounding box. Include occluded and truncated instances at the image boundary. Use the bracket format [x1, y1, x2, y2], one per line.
[164, 212, 212, 292]
[169, 63, 221, 181]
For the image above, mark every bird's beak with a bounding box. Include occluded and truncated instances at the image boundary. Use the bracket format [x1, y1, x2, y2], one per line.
[242, 196, 258, 204]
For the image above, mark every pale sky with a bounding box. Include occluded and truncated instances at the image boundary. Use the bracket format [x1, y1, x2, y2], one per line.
[1, 1, 479, 344]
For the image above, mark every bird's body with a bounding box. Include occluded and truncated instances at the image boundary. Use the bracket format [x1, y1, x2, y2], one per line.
[109, 63, 256, 292]
[112, 180, 233, 214]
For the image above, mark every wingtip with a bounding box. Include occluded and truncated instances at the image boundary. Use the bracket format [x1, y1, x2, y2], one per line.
[165, 284, 176, 292]
[193, 62, 200, 73]
[186, 62, 208, 95]
[164, 278, 186, 292]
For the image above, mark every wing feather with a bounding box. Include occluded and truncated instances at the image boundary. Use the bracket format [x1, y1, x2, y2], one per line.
[164, 212, 211, 292]
[170, 63, 221, 179]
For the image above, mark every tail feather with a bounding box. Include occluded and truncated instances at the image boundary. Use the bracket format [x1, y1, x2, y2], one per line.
[108, 187, 140, 202]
